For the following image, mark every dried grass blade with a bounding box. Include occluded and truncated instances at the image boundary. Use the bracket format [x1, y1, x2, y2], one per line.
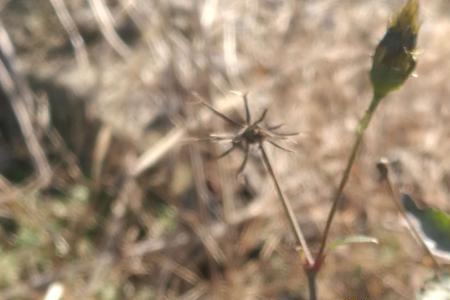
[88, 0, 132, 59]
[49, 0, 90, 67]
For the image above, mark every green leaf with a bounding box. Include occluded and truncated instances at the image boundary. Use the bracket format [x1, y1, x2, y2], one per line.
[417, 274, 450, 300]
[401, 194, 450, 260]
[328, 235, 379, 252]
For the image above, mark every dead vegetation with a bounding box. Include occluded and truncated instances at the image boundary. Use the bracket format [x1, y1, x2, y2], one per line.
[0, 0, 449, 299]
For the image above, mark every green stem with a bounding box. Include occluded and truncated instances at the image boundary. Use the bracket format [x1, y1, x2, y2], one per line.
[315, 93, 383, 262]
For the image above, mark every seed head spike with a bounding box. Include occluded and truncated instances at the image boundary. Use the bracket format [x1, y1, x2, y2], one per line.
[208, 134, 236, 141]
[268, 140, 295, 153]
[267, 123, 285, 131]
[192, 93, 243, 127]
[243, 93, 251, 125]
[217, 145, 237, 158]
[255, 108, 269, 125]
[271, 131, 300, 137]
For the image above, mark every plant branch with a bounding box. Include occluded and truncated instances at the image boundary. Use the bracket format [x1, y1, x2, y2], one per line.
[316, 93, 383, 262]
[377, 160, 442, 273]
[259, 143, 314, 266]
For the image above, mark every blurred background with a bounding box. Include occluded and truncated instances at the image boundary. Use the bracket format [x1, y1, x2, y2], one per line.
[0, 0, 449, 299]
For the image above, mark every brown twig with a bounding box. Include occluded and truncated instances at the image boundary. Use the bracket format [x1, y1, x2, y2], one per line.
[258, 143, 314, 266]
[194, 92, 315, 297]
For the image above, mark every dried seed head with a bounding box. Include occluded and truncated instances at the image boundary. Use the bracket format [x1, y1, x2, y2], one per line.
[370, 0, 420, 98]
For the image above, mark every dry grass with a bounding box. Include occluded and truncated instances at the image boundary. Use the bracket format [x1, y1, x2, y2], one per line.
[0, 0, 450, 299]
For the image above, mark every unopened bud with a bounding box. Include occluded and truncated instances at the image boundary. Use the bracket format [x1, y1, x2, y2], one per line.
[370, 0, 420, 98]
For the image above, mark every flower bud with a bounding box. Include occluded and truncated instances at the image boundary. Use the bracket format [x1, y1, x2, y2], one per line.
[370, 0, 420, 98]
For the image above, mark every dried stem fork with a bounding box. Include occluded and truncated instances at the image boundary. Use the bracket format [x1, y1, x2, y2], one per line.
[195, 93, 314, 266]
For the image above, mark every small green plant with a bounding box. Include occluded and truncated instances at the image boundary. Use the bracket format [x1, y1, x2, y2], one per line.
[316, 0, 420, 264]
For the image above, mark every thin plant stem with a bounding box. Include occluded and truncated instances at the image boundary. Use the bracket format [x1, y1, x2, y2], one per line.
[306, 270, 317, 300]
[259, 143, 314, 266]
[316, 93, 383, 262]
[378, 161, 442, 273]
